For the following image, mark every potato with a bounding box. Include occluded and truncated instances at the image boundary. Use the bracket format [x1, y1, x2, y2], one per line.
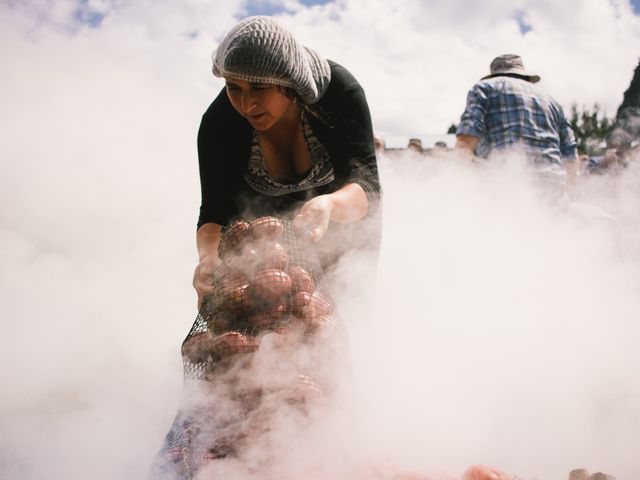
[276, 325, 304, 348]
[462, 465, 513, 480]
[210, 331, 259, 359]
[246, 303, 289, 331]
[309, 291, 334, 317]
[195, 451, 219, 466]
[273, 325, 291, 335]
[294, 374, 324, 396]
[218, 220, 250, 259]
[291, 291, 335, 334]
[304, 314, 338, 335]
[287, 265, 315, 294]
[219, 284, 252, 318]
[205, 309, 233, 335]
[213, 264, 249, 296]
[250, 269, 292, 303]
[201, 294, 217, 315]
[164, 446, 186, 464]
[291, 291, 312, 318]
[181, 330, 213, 363]
[220, 245, 262, 278]
[259, 326, 301, 352]
[256, 242, 289, 271]
[278, 374, 325, 407]
[248, 216, 284, 241]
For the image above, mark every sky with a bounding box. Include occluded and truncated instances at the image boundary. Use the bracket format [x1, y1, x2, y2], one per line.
[1, 1, 640, 479]
[1, 0, 638, 137]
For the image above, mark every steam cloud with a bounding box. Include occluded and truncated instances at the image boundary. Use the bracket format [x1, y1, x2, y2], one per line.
[333, 153, 640, 479]
[5, 148, 640, 480]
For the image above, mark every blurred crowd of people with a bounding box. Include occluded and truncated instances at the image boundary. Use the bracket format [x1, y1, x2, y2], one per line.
[579, 146, 636, 176]
[376, 136, 638, 178]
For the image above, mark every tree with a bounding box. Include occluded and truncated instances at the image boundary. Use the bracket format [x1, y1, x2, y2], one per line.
[447, 123, 458, 134]
[570, 103, 614, 155]
[610, 58, 640, 151]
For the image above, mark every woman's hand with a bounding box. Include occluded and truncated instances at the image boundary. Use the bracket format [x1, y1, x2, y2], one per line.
[194, 223, 222, 310]
[193, 255, 221, 310]
[293, 184, 369, 242]
[293, 194, 334, 242]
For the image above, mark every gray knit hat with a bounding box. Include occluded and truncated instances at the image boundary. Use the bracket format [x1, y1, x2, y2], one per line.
[212, 16, 331, 104]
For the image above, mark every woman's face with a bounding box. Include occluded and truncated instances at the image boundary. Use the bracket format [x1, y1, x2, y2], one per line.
[225, 78, 295, 131]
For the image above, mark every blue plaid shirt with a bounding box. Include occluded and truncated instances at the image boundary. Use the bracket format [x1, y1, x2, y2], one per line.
[456, 76, 577, 165]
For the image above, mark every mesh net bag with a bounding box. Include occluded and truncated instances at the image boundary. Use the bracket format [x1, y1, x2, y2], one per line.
[182, 216, 335, 379]
[150, 216, 340, 479]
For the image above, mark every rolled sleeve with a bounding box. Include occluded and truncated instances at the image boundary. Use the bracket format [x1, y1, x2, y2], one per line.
[326, 80, 381, 210]
[456, 83, 490, 138]
[346, 158, 381, 206]
[196, 90, 249, 229]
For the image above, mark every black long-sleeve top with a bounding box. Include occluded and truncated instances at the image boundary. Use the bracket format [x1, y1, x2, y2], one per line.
[196, 60, 381, 229]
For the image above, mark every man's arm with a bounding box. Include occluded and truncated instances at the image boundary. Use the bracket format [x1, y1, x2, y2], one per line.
[455, 134, 479, 160]
[564, 152, 579, 189]
[556, 103, 579, 191]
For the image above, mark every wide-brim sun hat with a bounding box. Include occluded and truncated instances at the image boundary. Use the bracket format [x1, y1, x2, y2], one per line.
[212, 16, 331, 104]
[481, 54, 540, 83]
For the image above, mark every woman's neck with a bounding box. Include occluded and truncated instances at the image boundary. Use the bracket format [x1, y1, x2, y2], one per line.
[260, 102, 301, 146]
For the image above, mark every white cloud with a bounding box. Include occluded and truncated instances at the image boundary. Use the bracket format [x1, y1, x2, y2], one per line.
[273, 0, 640, 136]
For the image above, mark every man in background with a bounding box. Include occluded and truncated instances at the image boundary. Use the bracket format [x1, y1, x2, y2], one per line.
[455, 54, 578, 186]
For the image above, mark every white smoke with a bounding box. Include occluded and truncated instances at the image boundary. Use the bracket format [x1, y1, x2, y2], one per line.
[167, 153, 640, 480]
[3, 143, 640, 479]
[330, 153, 640, 479]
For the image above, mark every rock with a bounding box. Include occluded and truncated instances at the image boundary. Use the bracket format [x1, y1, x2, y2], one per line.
[569, 469, 590, 480]
[568, 469, 616, 480]
[587, 473, 615, 480]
